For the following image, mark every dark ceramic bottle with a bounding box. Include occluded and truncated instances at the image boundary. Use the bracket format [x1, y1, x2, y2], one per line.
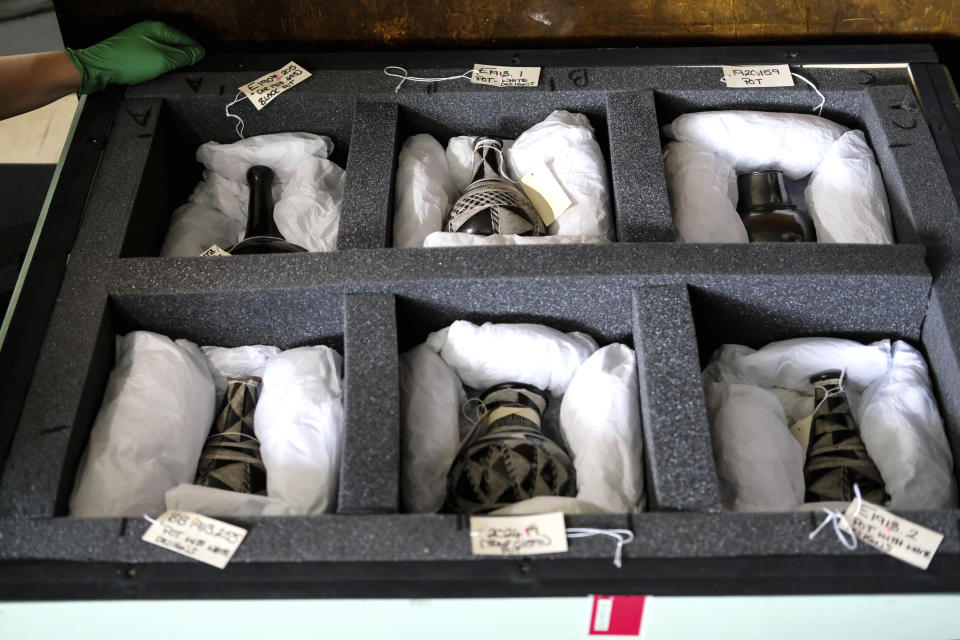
[736, 170, 816, 243]
[445, 382, 576, 514]
[803, 370, 888, 504]
[195, 376, 268, 495]
[445, 137, 545, 236]
[229, 165, 307, 254]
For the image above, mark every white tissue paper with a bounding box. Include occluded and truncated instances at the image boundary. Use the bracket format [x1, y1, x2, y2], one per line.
[394, 134, 458, 248]
[507, 110, 615, 239]
[399, 344, 465, 513]
[69, 331, 216, 517]
[663, 142, 746, 243]
[858, 341, 958, 509]
[254, 346, 344, 515]
[201, 344, 281, 407]
[427, 321, 598, 396]
[704, 337, 958, 511]
[663, 111, 848, 180]
[662, 111, 895, 244]
[446, 136, 514, 194]
[161, 132, 345, 256]
[165, 484, 294, 517]
[559, 344, 646, 512]
[422, 232, 611, 247]
[805, 130, 894, 244]
[489, 496, 605, 515]
[705, 381, 805, 511]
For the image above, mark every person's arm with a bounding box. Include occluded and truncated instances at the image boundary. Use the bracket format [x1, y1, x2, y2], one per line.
[0, 52, 81, 120]
[0, 21, 204, 121]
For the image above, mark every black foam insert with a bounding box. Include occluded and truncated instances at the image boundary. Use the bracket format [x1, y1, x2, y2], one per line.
[2, 61, 960, 595]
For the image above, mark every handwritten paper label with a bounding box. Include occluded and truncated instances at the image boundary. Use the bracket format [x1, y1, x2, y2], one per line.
[199, 245, 231, 257]
[238, 61, 312, 111]
[520, 163, 572, 226]
[722, 65, 794, 88]
[469, 511, 567, 556]
[142, 510, 248, 569]
[844, 501, 943, 570]
[471, 64, 541, 87]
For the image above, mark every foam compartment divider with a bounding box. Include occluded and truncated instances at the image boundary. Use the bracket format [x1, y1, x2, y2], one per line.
[339, 293, 400, 513]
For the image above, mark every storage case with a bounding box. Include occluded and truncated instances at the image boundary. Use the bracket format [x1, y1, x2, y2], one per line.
[2, 42, 960, 598]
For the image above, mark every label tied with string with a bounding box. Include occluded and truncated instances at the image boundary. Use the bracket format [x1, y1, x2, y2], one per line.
[470, 511, 568, 556]
[142, 510, 248, 569]
[471, 64, 541, 87]
[722, 65, 794, 87]
[520, 163, 573, 226]
[843, 501, 943, 570]
[238, 61, 312, 111]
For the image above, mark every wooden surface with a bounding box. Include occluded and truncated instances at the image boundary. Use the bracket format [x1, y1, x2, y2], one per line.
[55, 0, 960, 50]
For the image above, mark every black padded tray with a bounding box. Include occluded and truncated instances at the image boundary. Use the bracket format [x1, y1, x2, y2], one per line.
[1, 45, 960, 599]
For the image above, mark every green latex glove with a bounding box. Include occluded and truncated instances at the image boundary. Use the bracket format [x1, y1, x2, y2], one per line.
[66, 20, 205, 95]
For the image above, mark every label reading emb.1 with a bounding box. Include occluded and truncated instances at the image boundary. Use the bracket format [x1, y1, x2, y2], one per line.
[238, 61, 312, 111]
[844, 500, 943, 570]
[721, 64, 794, 88]
[471, 64, 541, 87]
[142, 510, 248, 569]
[469, 511, 567, 556]
[520, 163, 573, 227]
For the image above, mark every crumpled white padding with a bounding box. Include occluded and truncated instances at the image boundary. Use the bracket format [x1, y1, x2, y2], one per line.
[69, 331, 215, 517]
[507, 110, 615, 239]
[703, 337, 958, 510]
[663, 141, 746, 243]
[427, 321, 598, 396]
[165, 484, 295, 517]
[559, 344, 646, 512]
[254, 346, 344, 515]
[858, 341, 958, 509]
[421, 232, 611, 247]
[445, 136, 514, 194]
[201, 344, 281, 408]
[399, 344, 464, 513]
[663, 110, 848, 180]
[489, 496, 605, 515]
[804, 130, 895, 244]
[161, 132, 344, 256]
[705, 381, 805, 512]
[393, 134, 458, 248]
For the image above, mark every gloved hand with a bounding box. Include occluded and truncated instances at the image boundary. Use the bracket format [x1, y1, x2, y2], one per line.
[66, 21, 205, 95]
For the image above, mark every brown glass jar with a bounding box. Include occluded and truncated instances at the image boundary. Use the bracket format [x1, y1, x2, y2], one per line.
[736, 170, 816, 243]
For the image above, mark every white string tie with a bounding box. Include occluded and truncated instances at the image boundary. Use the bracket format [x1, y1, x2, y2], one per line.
[143, 514, 158, 525]
[791, 72, 826, 116]
[383, 66, 475, 93]
[461, 397, 488, 426]
[566, 528, 635, 568]
[225, 91, 247, 139]
[808, 483, 862, 551]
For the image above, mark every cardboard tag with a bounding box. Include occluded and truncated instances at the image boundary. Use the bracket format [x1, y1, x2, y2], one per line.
[588, 596, 646, 636]
[471, 64, 541, 87]
[238, 61, 312, 111]
[199, 245, 231, 257]
[469, 511, 567, 556]
[722, 64, 794, 87]
[844, 501, 943, 570]
[520, 163, 573, 226]
[142, 510, 248, 569]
